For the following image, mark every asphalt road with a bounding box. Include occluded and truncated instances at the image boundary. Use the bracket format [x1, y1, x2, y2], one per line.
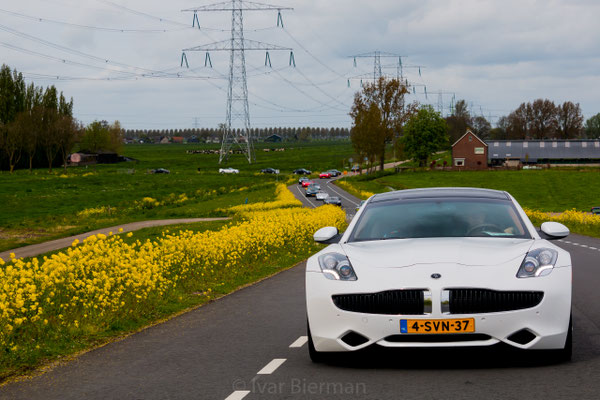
[2, 183, 600, 400]
[289, 177, 361, 221]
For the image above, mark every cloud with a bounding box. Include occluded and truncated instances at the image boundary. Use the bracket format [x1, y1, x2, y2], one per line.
[1, 0, 598, 128]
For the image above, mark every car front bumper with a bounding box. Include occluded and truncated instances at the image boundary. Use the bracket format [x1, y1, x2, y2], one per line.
[306, 263, 571, 352]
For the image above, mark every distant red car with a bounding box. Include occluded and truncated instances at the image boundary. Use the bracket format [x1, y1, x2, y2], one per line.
[319, 172, 332, 179]
[302, 180, 314, 188]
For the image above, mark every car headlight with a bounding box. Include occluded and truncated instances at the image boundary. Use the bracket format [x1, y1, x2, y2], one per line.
[517, 248, 558, 278]
[318, 253, 357, 281]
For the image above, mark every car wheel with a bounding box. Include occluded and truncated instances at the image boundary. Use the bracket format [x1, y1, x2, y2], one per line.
[555, 313, 573, 362]
[307, 321, 327, 363]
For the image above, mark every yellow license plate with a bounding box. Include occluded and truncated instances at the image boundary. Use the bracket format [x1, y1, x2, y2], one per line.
[400, 318, 475, 334]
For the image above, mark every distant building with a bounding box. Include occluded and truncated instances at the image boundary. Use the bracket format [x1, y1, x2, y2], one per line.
[172, 136, 184, 144]
[264, 134, 283, 143]
[487, 139, 600, 165]
[451, 129, 488, 170]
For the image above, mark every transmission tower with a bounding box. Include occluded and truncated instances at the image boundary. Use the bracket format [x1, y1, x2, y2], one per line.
[424, 90, 455, 117]
[348, 51, 424, 91]
[181, 1, 292, 163]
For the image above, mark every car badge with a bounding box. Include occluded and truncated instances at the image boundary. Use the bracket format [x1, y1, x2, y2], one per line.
[431, 273, 441, 279]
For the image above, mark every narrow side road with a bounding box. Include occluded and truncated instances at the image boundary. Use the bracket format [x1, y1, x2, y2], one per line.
[0, 218, 230, 261]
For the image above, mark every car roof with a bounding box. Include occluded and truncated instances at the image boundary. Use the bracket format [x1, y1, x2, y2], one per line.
[369, 187, 510, 203]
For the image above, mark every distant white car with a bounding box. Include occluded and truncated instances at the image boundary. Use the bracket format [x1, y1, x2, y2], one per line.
[307, 187, 573, 363]
[316, 191, 330, 201]
[219, 168, 239, 174]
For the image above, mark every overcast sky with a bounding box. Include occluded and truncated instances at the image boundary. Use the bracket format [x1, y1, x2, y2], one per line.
[1, 0, 599, 130]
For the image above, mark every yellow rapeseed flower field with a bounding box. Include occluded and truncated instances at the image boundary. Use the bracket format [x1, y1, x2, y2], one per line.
[335, 180, 374, 200]
[523, 208, 600, 236]
[0, 184, 345, 368]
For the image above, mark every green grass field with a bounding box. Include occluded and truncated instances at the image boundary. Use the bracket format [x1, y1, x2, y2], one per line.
[342, 168, 600, 212]
[0, 141, 355, 252]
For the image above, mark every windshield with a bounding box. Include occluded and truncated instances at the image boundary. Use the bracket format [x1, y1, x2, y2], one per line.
[350, 198, 530, 242]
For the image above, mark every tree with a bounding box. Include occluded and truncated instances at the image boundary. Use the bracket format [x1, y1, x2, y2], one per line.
[56, 115, 81, 171]
[402, 105, 449, 167]
[471, 115, 492, 139]
[108, 120, 124, 154]
[529, 99, 557, 139]
[350, 77, 414, 171]
[489, 116, 509, 140]
[556, 101, 584, 139]
[81, 121, 110, 152]
[350, 103, 382, 170]
[40, 86, 60, 172]
[585, 113, 600, 139]
[20, 105, 44, 172]
[445, 99, 471, 143]
[3, 113, 25, 173]
[80, 120, 123, 153]
[506, 103, 529, 139]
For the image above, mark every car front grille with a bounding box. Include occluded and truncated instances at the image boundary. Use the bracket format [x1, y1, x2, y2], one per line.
[447, 289, 544, 314]
[332, 289, 425, 315]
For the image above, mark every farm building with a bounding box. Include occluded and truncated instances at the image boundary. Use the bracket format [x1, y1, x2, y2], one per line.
[451, 129, 488, 170]
[487, 140, 600, 165]
[264, 134, 283, 142]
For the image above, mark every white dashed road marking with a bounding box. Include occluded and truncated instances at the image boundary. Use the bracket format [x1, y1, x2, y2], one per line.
[289, 336, 308, 348]
[295, 185, 316, 208]
[325, 181, 360, 206]
[225, 391, 250, 400]
[558, 239, 600, 252]
[257, 358, 286, 375]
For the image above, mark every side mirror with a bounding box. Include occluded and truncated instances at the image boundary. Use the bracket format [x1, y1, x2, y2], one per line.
[313, 226, 340, 244]
[540, 222, 569, 240]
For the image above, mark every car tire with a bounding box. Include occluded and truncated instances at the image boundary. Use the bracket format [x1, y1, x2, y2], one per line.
[555, 313, 573, 362]
[307, 321, 327, 363]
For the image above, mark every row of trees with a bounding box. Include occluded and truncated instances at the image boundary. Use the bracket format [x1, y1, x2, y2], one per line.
[0, 65, 124, 173]
[446, 99, 600, 142]
[124, 126, 351, 142]
[0, 64, 77, 172]
[495, 99, 586, 140]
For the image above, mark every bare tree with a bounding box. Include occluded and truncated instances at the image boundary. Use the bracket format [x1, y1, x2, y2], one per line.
[556, 101, 584, 139]
[471, 116, 492, 139]
[529, 99, 558, 139]
[506, 103, 529, 139]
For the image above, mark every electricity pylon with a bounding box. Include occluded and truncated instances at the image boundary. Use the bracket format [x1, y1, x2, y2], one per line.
[348, 51, 424, 90]
[182, 1, 292, 163]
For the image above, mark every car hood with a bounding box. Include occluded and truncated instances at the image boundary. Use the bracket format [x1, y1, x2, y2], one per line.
[341, 237, 534, 268]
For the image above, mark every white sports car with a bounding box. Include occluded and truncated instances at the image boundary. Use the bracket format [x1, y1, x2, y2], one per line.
[316, 191, 330, 201]
[306, 188, 572, 362]
[218, 167, 239, 174]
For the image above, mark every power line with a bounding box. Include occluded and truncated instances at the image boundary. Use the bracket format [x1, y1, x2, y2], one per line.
[0, 8, 189, 33]
[96, 0, 189, 27]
